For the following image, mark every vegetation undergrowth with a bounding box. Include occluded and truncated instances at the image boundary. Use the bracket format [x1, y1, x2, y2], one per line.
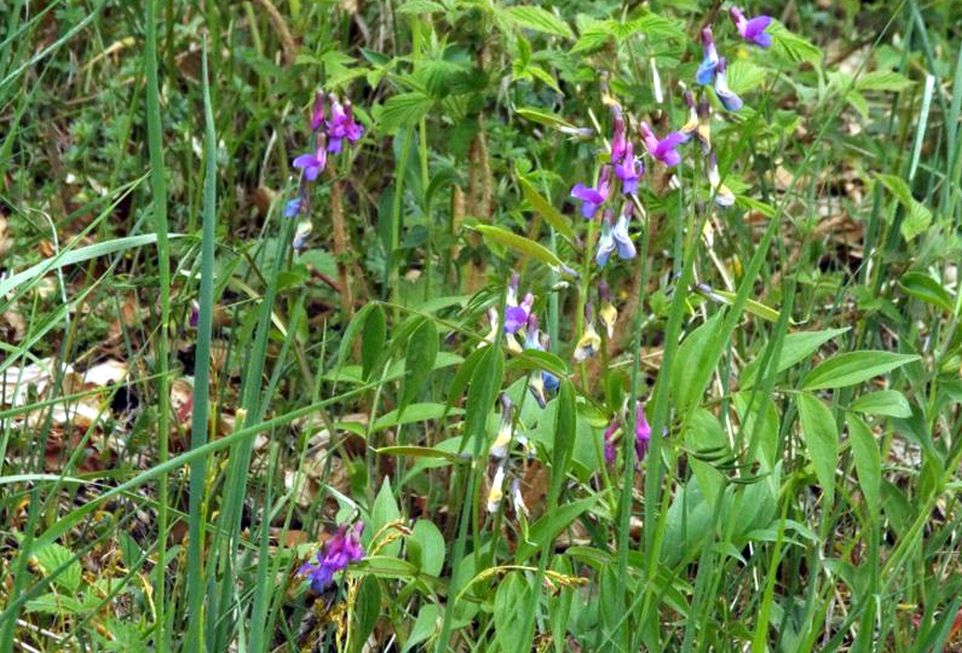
[1, 1, 962, 651]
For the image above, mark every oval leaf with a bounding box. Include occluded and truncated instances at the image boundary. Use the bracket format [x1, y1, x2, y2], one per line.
[802, 351, 919, 390]
[797, 392, 838, 506]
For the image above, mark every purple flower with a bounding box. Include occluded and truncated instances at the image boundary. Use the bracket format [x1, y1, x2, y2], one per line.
[504, 273, 534, 335]
[188, 301, 200, 329]
[596, 206, 636, 268]
[713, 58, 743, 112]
[284, 197, 304, 218]
[523, 314, 559, 404]
[696, 27, 720, 85]
[293, 144, 327, 181]
[603, 419, 619, 465]
[634, 402, 651, 461]
[730, 7, 774, 48]
[614, 142, 643, 196]
[610, 105, 628, 164]
[640, 122, 685, 168]
[298, 522, 365, 592]
[571, 165, 612, 219]
[326, 95, 364, 153]
[310, 91, 327, 131]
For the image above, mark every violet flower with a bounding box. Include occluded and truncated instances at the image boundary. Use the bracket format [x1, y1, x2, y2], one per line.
[614, 142, 643, 196]
[610, 105, 628, 164]
[310, 91, 327, 131]
[326, 95, 364, 153]
[293, 143, 327, 181]
[730, 7, 774, 48]
[504, 273, 534, 335]
[571, 165, 612, 219]
[696, 27, 720, 85]
[634, 402, 651, 462]
[713, 58, 743, 112]
[603, 419, 619, 465]
[596, 208, 636, 268]
[298, 522, 365, 592]
[640, 122, 685, 168]
[523, 314, 559, 404]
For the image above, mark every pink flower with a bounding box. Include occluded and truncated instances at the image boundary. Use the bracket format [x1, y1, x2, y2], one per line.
[640, 122, 685, 167]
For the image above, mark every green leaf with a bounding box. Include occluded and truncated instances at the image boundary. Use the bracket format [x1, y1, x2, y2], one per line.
[770, 22, 822, 67]
[856, 70, 913, 92]
[409, 519, 445, 576]
[30, 542, 82, 593]
[396, 0, 445, 14]
[514, 106, 576, 130]
[626, 13, 687, 41]
[712, 289, 780, 322]
[352, 576, 381, 653]
[846, 414, 881, 522]
[473, 224, 566, 270]
[550, 378, 577, 504]
[379, 92, 433, 132]
[446, 346, 487, 409]
[25, 594, 84, 615]
[875, 173, 932, 241]
[361, 304, 386, 380]
[402, 604, 441, 653]
[500, 6, 574, 39]
[518, 176, 574, 240]
[900, 271, 955, 313]
[371, 478, 402, 557]
[495, 572, 535, 653]
[741, 327, 850, 389]
[336, 303, 377, 374]
[373, 403, 462, 433]
[849, 390, 912, 418]
[516, 496, 596, 563]
[462, 345, 504, 455]
[797, 392, 838, 505]
[802, 351, 920, 390]
[570, 18, 612, 53]
[400, 318, 439, 414]
[374, 445, 465, 464]
[724, 60, 767, 95]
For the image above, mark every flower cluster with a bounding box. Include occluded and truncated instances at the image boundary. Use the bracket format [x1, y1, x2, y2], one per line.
[603, 401, 652, 464]
[485, 395, 533, 517]
[565, 6, 770, 362]
[286, 91, 364, 250]
[298, 522, 365, 592]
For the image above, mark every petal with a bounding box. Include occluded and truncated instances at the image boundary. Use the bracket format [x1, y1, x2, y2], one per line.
[744, 16, 773, 39]
[753, 31, 773, 48]
[660, 149, 682, 167]
[570, 184, 604, 205]
[504, 306, 528, 334]
[327, 137, 344, 154]
[696, 58, 718, 85]
[595, 231, 615, 267]
[659, 132, 687, 151]
[292, 153, 317, 169]
[303, 164, 321, 181]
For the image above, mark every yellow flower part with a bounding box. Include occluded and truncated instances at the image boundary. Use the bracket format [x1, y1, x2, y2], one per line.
[486, 465, 506, 514]
[573, 322, 601, 363]
[599, 301, 618, 340]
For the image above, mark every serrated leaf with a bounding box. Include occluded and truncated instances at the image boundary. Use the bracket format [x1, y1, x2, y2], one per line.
[571, 18, 612, 53]
[875, 173, 932, 241]
[803, 351, 920, 390]
[849, 390, 912, 418]
[396, 0, 445, 13]
[770, 22, 822, 67]
[518, 176, 574, 240]
[30, 543, 81, 593]
[501, 6, 574, 39]
[846, 414, 881, 522]
[473, 225, 565, 270]
[856, 70, 913, 92]
[797, 392, 838, 506]
[627, 13, 687, 42]
[378, 92, 433, 132]
[726, 60, 767, 95]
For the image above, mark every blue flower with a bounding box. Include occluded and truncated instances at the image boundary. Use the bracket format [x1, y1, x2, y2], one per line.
[713, 58, 744, 112]
[696, 27, 720, 85]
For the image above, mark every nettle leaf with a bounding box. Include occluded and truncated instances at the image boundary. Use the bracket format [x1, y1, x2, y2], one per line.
[796, 392, 838, 506]
[500, 6, 574, 39]
[30, 542, 82, 593]
[571, 17, 612, 53]
[726, 59, 767, 95]
[770, 22, 822, 67]
[626, 13, 687, 42]
[396, 0, 446, 14]
[856, 70, 913, 93]
[875, 173, 932, 241]
[378, 92, 434, 132]
[518, 176, 575, 240]
[802, 351, 920, 390]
